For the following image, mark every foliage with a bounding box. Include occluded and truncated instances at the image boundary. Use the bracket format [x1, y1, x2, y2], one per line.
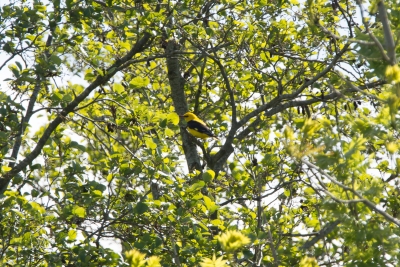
[0, 0, 399, 266]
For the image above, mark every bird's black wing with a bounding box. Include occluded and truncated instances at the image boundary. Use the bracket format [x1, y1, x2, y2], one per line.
[187, 120, 215, 136]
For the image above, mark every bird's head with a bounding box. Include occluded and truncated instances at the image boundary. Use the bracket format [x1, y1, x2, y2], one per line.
[179, 112, 197, 122]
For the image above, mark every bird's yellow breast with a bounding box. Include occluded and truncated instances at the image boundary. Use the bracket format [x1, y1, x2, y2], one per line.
[187, 128, 211, 139]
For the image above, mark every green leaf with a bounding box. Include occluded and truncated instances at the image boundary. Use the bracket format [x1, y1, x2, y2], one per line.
[188, 181, 205, 192]
[9, 65, 19, 77]
[135, 202, 149, 214]
[72, 206, 86, 218]
[202, 170, 215, 182]
[31, 189, 39, 197]
[68, 229, 77, 241]
[70, 141, 86, 152]
[29, 202, 45, 214]
[159, 119, 167, 128]
[84, 72, 96, 81]
[34, 5, 46, 12]
[203, 196, 218, 213]
[1, 165, 12, 172]
[165, 128, 174, 137]
[3, 42, 13, 53]
[129, 77, 150, 88]
[15, 61, 23, 70]
[50, 55, 62, 66]
[113, 83, 125, 94]
[167, 113, 179, 125]
[92, 190, 103, 197]
[145, 138, 157, 150]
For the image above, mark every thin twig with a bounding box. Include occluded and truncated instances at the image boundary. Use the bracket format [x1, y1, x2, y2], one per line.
[302, 159, 400, 227]
[356, 0, 391, 63]
[0, 32, 152, 194]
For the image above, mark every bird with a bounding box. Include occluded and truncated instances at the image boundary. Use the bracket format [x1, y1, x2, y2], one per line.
[179, 112, 218, 139]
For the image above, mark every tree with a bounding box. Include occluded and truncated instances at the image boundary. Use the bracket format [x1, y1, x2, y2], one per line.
[0, 0, 399, 266]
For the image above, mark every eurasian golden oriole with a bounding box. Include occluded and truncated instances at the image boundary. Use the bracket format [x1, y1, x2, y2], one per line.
[179, 112, 217, 139]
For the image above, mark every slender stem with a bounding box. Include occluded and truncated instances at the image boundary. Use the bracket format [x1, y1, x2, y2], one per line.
[302, 159, 400, 227]
[0, 32, 152, 194]
[9, 34, 53, 168]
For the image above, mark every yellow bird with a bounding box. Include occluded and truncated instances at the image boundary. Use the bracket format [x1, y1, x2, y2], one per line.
[179, 112, 217, 139]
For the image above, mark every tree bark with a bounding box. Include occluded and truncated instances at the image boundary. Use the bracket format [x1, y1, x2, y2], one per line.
[166, 40, 202, 172]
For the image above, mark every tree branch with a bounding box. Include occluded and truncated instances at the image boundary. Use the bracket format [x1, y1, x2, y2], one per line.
[0, 32, 152, 195]
[9, 34, 54, 170]
[377, 0, 397, 65]
[301, 159, 400, 227]
[166, 40, 202, 172]
[356, 0, 391, 63]
[211, 43, 351, 173]
[207, 54, 237, 127]
[301, 219, 341, 250]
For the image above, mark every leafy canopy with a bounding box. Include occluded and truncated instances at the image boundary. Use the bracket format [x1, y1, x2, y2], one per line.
[0, 0, 399, 266]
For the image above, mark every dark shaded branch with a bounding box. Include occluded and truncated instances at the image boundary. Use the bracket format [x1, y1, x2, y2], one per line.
[281, 232, 319, 237]
[378, 0, 397, 65]
[228, 79, 382, 158]
[0, 32, 152, 194]
[9, 34, 54, 169]
[0, 28, 48, 71]
[315, 20, 341, 40]
[194, 57, 207, 114]
[237, 43, 350, 131]
[166, 40, 201, 171]
[356, 0, 391, 63]
[182, 42, 233, 79]
[301, 219, 341, 250]
[267, 224, 279, 267]
[180, 37, 235, 122]
[218, 179, 303, 206]
[207, 54, 237, 127]
[302, 159, 400, 227]
[261, 50, 327, 63]
[211, 44, 351, 172]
